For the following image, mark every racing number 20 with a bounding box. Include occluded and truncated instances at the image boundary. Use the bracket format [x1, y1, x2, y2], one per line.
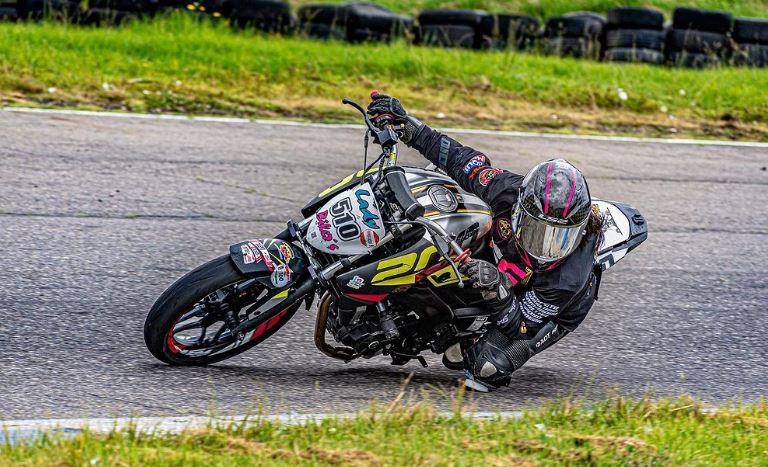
[330, 198, 360, 241]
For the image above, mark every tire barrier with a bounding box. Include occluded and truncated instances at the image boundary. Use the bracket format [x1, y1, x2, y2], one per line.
[480, 13, 539, 50]
[415, 9, 488, 49]
[16, 0, 79, 20]
[0, 4, 17, 19]
[297, 3, 410, 42]
[666, 7, 732, 68]
[603, 7, 665, 65]
[3, 1, 767, 68]
[543, 11, 605, 59]
[732, 17, 768, 67]
[230, 0, 294, 33]
[297, 4, 346, 40]
[344, 3, 412, 44]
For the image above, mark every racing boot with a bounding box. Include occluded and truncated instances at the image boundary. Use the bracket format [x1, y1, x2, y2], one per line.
[462, 327, 531, 392]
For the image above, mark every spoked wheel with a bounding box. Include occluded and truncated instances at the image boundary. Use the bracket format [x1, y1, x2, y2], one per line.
[144, 255, 299, 365]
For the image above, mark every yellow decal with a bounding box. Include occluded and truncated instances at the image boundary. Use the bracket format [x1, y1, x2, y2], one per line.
[371, 252, 418, 286]
[272, 290, 289, 299]
[426, 265, 469, 288]
[371, 245, 439, 286]
[318, 168, 379, 197]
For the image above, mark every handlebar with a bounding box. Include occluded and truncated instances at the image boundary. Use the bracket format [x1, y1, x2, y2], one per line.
[342, 96, 400, 149]
[384, 167, 425, 220]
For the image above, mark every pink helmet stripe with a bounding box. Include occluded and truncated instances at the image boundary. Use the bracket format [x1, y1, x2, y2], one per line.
[543, 162, 554, 214]
[562, 167, 577, 217]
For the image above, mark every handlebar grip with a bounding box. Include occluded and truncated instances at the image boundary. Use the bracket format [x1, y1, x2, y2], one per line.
[385, 167, 425, 221]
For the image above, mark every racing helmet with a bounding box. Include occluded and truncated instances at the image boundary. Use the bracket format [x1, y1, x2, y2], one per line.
[513, 159, 591, 263]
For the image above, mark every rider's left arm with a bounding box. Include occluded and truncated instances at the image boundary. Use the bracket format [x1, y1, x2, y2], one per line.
[408, 125, 523, 212]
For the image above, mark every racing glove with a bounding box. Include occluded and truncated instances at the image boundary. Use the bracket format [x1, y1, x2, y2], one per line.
[366, 92, 424, 144]
[460, 258, 512, 303]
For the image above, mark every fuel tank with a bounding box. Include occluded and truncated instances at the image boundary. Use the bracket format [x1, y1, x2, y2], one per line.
[403, 167, 492, 240]
[334, 167, 493, 305]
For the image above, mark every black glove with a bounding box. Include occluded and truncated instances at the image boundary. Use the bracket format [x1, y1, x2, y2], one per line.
[367, 92, 408, 125]
[366, 91, 424, 144]
[460, 259, 511, 301]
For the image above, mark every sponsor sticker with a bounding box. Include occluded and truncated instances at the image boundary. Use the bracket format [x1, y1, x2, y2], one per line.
[249, 239, 274, 271]
[468, 166, 485, 180]
[278, 243, 294, 263]
[496, 218, 513, 241]
[358, 229, 380, 248]
[270, 263, 291, 288]
[478, 168, 502, 186]
[354, 189, 380, 230]
[603, 206, 623, 235]
[240, 244, 257, 264]
[346, 275, 365, 290]
[462, 155, 486, 175]
[315, 210, 339, 251]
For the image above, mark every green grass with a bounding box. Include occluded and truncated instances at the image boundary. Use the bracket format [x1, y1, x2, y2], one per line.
[3, 395, 768, 465]
[294, 0, 768, 19]
[1, 13, 767, 140]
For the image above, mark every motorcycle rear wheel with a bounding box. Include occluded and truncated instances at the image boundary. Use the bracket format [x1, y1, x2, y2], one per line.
[144, 255, 299, 365]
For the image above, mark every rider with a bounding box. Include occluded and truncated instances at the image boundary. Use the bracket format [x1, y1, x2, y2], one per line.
[367, 93, 604, 391]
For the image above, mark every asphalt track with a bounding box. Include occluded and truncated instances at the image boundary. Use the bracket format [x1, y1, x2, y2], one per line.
[1, 109, 766, 420]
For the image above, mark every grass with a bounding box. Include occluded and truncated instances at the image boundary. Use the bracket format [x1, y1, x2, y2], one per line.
[292, 0, 768, 19]
[2, 13, 768, 140]
[2, 394, 768, 465]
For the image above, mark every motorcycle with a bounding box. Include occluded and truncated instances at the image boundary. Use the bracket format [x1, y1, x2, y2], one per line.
[143, 98, 648, 373]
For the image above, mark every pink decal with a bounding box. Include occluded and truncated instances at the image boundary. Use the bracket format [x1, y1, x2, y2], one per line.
[498, 259, 527, 284]
[562, 167, 577, 217]
[316, 210, 333, 242]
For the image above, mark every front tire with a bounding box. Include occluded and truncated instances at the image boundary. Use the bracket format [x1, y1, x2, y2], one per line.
[144, 255, 298, 365]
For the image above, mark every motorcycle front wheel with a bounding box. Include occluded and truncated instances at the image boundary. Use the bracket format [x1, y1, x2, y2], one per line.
[144, 255, 299, 365]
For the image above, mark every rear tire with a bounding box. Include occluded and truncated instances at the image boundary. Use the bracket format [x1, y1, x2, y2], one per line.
[144, 255, 298, 365]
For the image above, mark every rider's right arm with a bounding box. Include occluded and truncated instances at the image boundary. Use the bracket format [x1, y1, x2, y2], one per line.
[409, 125, 523, 212]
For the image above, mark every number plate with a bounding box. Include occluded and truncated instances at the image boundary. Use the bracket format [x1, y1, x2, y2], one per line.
[306, 182, 386, 255]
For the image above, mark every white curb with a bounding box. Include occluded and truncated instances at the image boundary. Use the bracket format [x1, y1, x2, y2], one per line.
[5, 107, 768, 148]
[0, 411, 523, 443]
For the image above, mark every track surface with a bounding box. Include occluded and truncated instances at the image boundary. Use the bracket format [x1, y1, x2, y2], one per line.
[1, 110, 766, 419]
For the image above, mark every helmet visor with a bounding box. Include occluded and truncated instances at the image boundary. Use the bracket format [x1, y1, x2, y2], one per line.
[514, 208, 586, 262]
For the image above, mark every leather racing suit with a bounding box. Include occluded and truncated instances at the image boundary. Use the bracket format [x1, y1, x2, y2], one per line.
[407, 125, 602, 386]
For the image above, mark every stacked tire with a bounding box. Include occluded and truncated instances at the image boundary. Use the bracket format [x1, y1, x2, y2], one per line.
[416, 9, 489, 49]
[0, 1, 17, 20]
[298, 4, 348, 40]
[82, 0, 157, 25]
[543, 11, 605, 59]
[480, 13, 539, 50]
[603, 7, 665, 65]
[667, 7, 732, 68]
[16, 0, 80, 20]
[299, 3, 410, 43]
[230, 0, 294, 33]
[344, 3, 412, 43]
[732, 17, 768, 67]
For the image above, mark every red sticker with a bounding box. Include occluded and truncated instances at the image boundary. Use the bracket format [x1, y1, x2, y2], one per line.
[359, 229, 380, 248]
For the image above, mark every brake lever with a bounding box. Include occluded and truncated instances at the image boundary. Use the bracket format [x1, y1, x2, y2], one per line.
[431, 234, 467, 288]
[342, 97, 378, 133]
